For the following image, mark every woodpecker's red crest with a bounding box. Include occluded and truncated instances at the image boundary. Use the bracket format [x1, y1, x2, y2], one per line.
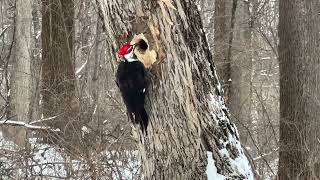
[118, 43, 132, 57]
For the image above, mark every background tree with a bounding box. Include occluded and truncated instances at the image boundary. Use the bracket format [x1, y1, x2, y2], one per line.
[213, 0, 232, 89]
[213, 0, 253, 146]
[0, 0, 140, 178]
[97, 0, 253, 179]
[228, 0, 252, 145]
[278, 0, 320, 179]
[40, 0, 80, 147]
[1, 0, 32, 147]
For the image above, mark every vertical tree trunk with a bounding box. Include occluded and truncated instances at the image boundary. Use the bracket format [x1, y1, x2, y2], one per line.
[41, 0, 80, 147]
[30, 0, 42, 121]
[213, 0, 233, 97]
[4, 0, 32, 147]
[97, 0, 253, 179]
[278, 0, 320, 179]
[229, 0, 252, 145]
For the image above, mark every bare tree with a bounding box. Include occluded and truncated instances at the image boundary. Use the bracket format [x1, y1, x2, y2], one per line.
[40, 0, 80, 147]
[1, 0, 32, 147]
[228, 0, 253, 143]
[213, 0, 233, 93]
[278, 0, 320, 179]
[97, 0, 253, 179]
[0, 1, 139, 179]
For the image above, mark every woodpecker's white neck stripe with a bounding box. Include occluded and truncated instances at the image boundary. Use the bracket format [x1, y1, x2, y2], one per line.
[124, 47, 138, 62]
[124, 56, 138, 62]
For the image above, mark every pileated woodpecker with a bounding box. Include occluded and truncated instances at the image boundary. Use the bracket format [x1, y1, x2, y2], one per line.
[116, 42, 149, 133]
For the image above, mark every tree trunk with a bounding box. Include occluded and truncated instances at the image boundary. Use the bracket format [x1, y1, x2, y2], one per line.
[213, 0, 233, 98]
[30, 0, 42, 121]
[229, 0, 253, 145]
[278, 0, 320, 179]
[3, 0, 32, 147]
[97, 0, 253, 179]
[40, 0, 80, 148]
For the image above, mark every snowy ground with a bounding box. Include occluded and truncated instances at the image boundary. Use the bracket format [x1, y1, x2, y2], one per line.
[0, 132, 140, 179]
[1, 131, 275, 179]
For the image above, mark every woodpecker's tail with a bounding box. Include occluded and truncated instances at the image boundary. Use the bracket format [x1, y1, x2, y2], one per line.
[129, 108, 148, 134]
[139, 108, 149, 133]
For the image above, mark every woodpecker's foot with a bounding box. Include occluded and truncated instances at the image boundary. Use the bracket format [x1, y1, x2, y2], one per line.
[127, 112, 135, 123]
[139, 121, 148, 135]
[146, 70, 155, 79]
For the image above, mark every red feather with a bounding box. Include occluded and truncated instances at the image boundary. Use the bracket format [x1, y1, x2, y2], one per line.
[118, 43, 132, 57]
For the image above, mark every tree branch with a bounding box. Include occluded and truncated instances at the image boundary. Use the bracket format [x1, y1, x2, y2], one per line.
[0, 119, 60, 132]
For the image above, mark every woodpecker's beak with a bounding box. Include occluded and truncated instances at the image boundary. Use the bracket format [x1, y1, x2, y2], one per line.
[129, 44, 136, 51]
[127, 45, 136, 56]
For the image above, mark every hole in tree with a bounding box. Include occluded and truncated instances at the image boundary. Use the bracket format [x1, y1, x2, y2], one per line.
[137, 39, 148, 52]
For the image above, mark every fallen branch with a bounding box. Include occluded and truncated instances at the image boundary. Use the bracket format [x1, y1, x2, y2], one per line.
[0, 120, 60, 132]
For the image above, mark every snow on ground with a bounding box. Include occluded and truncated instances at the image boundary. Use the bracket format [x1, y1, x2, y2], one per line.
[29, 138, 67, 178]
[0, 131, 18, 150]
[0, 133, 140, 179]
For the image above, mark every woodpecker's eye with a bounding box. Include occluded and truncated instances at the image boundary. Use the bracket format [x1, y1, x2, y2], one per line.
[137, 40, 148, 51]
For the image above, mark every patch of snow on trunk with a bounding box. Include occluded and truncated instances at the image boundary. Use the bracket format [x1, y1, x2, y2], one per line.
[206, 151, 225, 180]
[207, 92, 254, 179]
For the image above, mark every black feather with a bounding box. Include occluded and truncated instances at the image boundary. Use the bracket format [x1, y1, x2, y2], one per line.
[116, 60, 149, 133]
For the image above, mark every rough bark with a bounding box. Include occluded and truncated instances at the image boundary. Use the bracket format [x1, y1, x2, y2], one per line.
[278, 0, 320, 179]
[97, 0, 253, 179]
[40, 0, 80, 148]
[3, 0, 32, 147]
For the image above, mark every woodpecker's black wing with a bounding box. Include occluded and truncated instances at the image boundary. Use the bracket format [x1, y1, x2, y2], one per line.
[116, 61, 149, 132]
